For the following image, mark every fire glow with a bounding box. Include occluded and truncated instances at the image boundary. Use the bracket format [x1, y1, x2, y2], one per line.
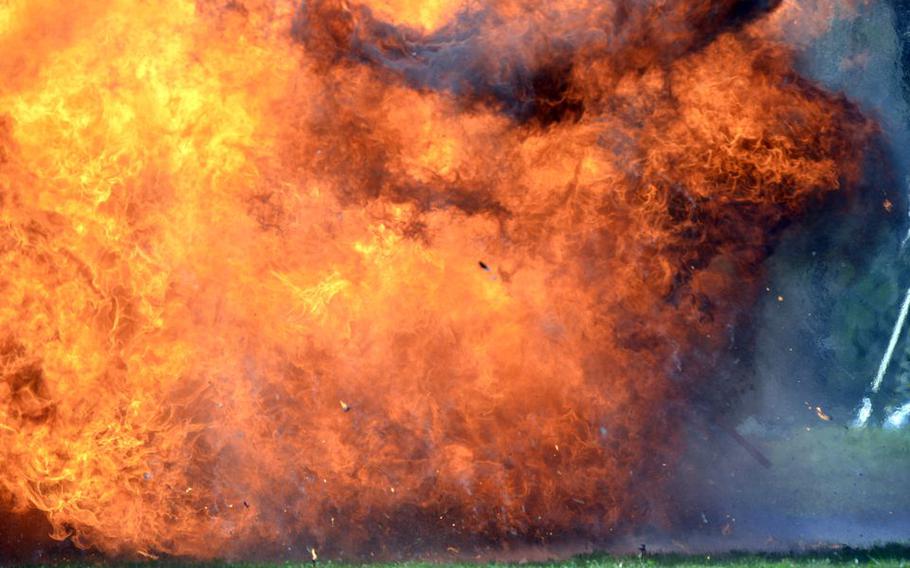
[0, 0, 873, 559]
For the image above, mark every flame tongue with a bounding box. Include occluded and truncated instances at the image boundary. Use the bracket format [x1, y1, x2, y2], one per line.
[0, 0, 870, 558]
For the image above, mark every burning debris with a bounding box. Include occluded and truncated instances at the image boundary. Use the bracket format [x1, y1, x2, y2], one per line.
[806, 403, 833, 422]
[0, 0, 876, 560]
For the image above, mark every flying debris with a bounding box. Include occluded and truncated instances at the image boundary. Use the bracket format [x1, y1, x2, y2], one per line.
[853, 397, 873, 428]
[884, 402, 910, 430]
[853, 285, 910, 425]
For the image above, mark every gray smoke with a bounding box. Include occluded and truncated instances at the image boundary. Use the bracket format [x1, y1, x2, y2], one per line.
[649, 0, 910, 553]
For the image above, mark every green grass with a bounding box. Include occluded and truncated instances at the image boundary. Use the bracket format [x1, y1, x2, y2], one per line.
[11, 544, 910, 568]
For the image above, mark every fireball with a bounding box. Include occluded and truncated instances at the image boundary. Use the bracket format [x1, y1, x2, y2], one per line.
[0, 0, 871, 558]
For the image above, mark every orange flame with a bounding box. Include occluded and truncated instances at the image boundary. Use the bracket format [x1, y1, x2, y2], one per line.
[0, 0, 871, 559]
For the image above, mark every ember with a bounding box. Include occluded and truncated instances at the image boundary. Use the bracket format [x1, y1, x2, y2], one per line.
[0, 0, 875, 560]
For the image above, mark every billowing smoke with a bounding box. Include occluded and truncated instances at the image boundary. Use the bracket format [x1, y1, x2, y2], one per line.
[0, 0, 895, 561]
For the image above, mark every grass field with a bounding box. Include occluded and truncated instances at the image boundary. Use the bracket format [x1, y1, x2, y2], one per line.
[10, 545, 910, 568]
